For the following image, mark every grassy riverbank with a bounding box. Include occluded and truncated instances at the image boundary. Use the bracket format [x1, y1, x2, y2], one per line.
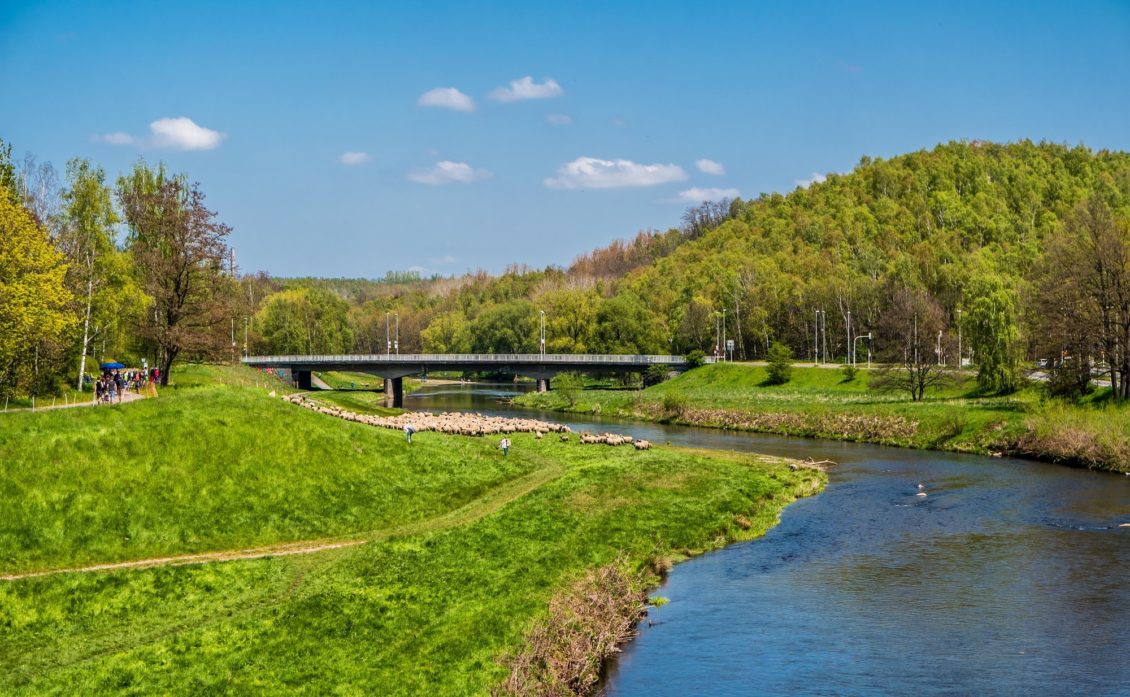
[517, 363, 1130, 473]
[0, 363, 822, 694]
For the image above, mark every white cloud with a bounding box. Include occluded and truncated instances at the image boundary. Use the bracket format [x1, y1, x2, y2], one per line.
[795, 172, 827, 188]
[149, 117, 225, 150]
[95, 117, 224, 151]
[489, 76, 564, 102]
[695, 159, 725, 175]
[407, 160, 491, 185]
[545, 157, 687, 190]
[339, 151, 371, 166]
[417, 87, 475, 112]
[676, 187, 740, 203]
[95, 132, 134, 145]
[546, 113, 572, 126]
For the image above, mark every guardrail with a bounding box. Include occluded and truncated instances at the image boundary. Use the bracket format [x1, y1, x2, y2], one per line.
[243, 353, 691, 365]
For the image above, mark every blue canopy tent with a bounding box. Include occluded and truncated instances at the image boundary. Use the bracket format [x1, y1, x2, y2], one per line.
[100, 362, 126, 370]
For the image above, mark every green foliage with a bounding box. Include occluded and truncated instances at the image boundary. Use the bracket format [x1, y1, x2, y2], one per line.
[470, 299, 538, 353]
[552, 371, 584, 407]
[0, 182, 74, 398]
[592, 292, 666, 354]
[420, 310, 472, 353]
[685, 349, 706, 368]
[964, 273, 1020, 394]
[841, 363, 858, 382]
[256, 287, 354, 354]
[644, 363, 672, 386]
[661, 390, 688, 419]
[765, 342, 793, 385]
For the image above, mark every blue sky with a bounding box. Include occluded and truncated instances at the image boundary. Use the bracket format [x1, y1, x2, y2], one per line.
[2, 1, 1129, 277]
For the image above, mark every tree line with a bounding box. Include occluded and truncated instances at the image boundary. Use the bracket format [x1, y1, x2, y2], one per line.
[2, 138, 1128, 402]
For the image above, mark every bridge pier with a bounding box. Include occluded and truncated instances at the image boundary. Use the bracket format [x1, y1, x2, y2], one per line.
[536, 377, 551, 393]
[294, 370, 312, 390]
[384, 377, 404, 408]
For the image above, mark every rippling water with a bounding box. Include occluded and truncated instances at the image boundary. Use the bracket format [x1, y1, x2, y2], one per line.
[406, 384, 1130, 696]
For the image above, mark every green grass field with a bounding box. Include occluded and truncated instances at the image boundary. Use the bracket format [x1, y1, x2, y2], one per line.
[0, 363, 821, 694]
[519, 363, 1130, 472]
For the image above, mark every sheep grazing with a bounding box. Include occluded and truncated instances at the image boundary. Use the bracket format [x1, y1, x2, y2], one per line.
[633, 440, 652, 450]
[285, 397, 570, 440]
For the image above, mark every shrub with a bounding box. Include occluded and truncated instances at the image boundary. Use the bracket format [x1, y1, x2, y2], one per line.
[841, 363, 858, 382]
[643, 364, 671, 387]
[662, 391, 688, 419]
[765, 343, 793, 385]
[685, 350, 706, 368]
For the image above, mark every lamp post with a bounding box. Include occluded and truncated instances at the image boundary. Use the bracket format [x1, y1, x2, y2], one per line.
[539, 310, 546, 357]
[847, 310, 852, 366]
[394, 313, 399, 355]
[956, 309, 962, 369]
[722, 308, 727, 362]
[385, 312, 391, 356]
[853, 333, 872, 368]
[814, 310, 820, 365]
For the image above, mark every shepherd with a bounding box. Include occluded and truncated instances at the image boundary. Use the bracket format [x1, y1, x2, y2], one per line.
[499, 436, 510, 457]
[404, 424, 416, 443]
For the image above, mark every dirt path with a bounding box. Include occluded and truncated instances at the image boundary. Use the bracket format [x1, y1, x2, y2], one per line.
[2, 456, 568, 582]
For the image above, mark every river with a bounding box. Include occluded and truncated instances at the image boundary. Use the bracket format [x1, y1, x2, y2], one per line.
[406, 383, 1130, 696]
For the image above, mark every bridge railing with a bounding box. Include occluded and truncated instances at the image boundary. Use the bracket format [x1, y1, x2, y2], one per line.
[242, 353, 691, 365]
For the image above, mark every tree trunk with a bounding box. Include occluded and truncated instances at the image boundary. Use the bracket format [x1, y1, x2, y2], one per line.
[160, 348, 177, 386]
[76, 273, 94, 391]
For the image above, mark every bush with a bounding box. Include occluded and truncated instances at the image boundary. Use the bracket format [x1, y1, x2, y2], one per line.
[644, 364, 671, 387]
[553, 371, 584, 407]
[765, 343, 793, 385]
[841, 363, 858, 382]
[685, 350, 706, 368]
[662, 391, 688, 419]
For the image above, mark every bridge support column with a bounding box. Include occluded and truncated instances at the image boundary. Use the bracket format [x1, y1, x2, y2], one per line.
[294, 370, 312, 390]
[384, 377, 404, 408]
[536, 377, 551, 393]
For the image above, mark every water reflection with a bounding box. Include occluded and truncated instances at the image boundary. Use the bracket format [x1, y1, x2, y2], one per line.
[406, 382, 1130, 696]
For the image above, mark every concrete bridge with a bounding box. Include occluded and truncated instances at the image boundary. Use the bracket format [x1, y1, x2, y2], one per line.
[242, 353, 694, 406]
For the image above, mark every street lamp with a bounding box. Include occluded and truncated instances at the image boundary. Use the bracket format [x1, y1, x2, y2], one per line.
[853, 333, 872, 368]
[722, 308, 727, 362]
[539, 310, 546, 357]
[814, 309, 820, 365]
[956, 309, 963, 369]
[385, 312, 391, 356]
[394, 313, 399, 355]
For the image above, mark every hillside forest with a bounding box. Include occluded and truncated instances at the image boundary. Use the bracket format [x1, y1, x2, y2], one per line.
[2, 139, 1129, 401]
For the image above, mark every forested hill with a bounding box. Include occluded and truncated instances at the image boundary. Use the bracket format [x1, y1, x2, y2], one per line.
[623, 140, 1130, 361]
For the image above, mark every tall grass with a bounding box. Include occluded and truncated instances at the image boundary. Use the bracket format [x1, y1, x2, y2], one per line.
[0, 364, 823, 694]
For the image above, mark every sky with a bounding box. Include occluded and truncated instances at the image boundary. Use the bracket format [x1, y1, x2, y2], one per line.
[2, 0, 1129, 278]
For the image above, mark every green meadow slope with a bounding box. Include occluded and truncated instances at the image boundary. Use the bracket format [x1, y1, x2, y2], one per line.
[0, 365, 822, 694]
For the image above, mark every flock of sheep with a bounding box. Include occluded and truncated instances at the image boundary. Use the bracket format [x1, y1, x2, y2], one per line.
[284, 394, 652, 449]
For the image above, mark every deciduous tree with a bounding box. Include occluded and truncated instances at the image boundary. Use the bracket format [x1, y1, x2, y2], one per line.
[0, 182, 74, 398]
[117, 163, 235, 385]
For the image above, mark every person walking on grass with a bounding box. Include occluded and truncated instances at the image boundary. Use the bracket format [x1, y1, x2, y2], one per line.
[499, 436, 510, 457]
[404, 423, 415, 444]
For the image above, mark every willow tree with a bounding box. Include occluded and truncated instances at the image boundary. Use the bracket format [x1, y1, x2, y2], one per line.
[117, 163, 234, 385]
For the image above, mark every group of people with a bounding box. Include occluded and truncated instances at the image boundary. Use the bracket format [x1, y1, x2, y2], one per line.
[94, 368, 155, 404]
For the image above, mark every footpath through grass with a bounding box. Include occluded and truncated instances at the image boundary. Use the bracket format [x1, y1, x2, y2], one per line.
[0, 363, 821, 694]
[519, 363, 1130, 472]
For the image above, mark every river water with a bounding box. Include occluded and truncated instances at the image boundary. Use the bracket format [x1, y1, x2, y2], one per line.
[406, 383, 1130, 696]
